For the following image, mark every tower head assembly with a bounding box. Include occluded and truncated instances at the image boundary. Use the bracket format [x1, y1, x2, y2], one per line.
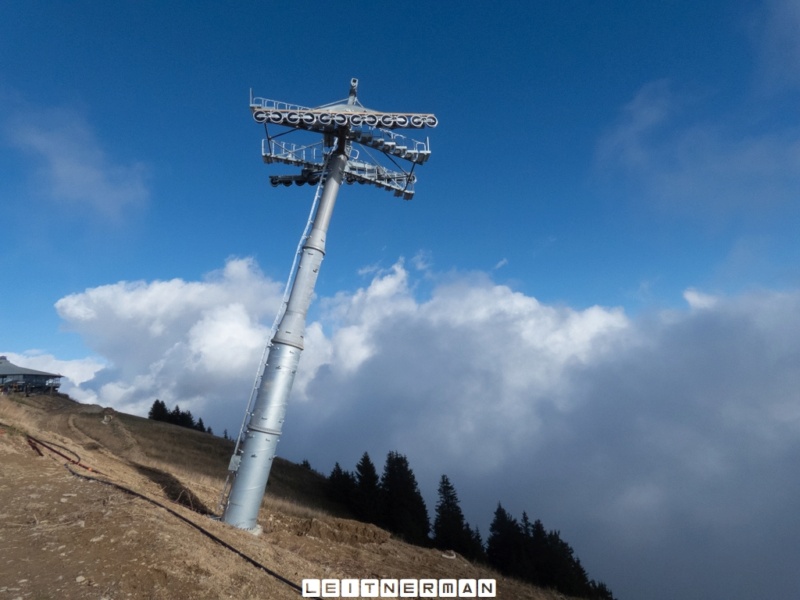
[249, 78, 437, 200]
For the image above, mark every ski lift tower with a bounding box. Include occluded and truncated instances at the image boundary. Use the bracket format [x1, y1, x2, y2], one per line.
[221, 79, 437, 530]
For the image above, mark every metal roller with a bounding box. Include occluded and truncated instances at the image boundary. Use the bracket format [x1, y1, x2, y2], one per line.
[301, 112, 316, 126]
[349, 114, 364, 126]
[317, 113, 333, 125]
[269, 112, 284, 124]
[253, 111, 268, 123]
[394, 115, 409, 127]
[424, 115, 438, 127]
[380, 114, 395, 127]
[364, 114, 379, 126]
[410, 115, 424, 127]
[334, 113, 348, 126]
[286, 112, 300, 125]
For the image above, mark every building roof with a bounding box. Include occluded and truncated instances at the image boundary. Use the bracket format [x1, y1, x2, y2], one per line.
[0, 356, 62, 378]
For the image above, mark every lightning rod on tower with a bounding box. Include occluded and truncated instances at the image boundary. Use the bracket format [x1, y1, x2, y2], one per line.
[221, 79, 437, 530]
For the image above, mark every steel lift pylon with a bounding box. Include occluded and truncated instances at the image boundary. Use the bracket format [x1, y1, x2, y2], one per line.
[221, 79, 437, 530]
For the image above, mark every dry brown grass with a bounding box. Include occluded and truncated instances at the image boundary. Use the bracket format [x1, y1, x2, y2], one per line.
[0, 391, 584, 600]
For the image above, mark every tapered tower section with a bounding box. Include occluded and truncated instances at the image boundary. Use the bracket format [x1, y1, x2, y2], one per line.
[221, 79, 436, 530]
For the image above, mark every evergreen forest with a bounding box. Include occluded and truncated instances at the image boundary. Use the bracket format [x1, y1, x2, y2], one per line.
[147, 399, 212, 434]
[328, 452, 615, 599]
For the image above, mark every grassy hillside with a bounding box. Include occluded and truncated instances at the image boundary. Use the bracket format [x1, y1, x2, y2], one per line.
[0, 391, 586, 599]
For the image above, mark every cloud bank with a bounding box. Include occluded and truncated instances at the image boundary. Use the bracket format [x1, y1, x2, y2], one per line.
[15, 256, 798, 599]
[52, 257, 281, 416]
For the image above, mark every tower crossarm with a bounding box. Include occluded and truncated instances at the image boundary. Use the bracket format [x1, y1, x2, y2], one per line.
[251, 99, 438, 131]
[261, 139, 326, 170]
[343, 160, 415, 199]
[350, 129, 431, 165]
[253, 103, 433, 165]
[262, 137, 418, 199]
[267, 160, 415, 199]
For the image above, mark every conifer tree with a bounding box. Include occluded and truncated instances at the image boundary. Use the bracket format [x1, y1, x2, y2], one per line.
[525, 517, 549, 583]
[487, 503, 526, 578]
[148, 399, 169, 421]
[433, 475, 486, 560]
[380, 451, 429, 545]
[328, 462, 357, 507]
[466, 524, 486, 561]
[433, 474, 472, 554]
[354, 452, 382, 525]
[169, 404, 182, 426]
[180, 408, 196, 429]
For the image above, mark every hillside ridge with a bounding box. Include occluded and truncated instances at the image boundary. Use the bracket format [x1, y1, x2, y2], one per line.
[0, 392, 581, 599]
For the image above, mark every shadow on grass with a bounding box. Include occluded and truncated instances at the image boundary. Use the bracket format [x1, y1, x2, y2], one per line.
[133, 463, 212, 515]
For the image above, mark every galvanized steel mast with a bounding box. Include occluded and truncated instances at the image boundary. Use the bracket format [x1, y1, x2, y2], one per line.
[222, 79, 436, 530]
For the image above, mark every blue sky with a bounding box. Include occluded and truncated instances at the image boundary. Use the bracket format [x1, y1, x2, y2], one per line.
[3, 2, 800, 599]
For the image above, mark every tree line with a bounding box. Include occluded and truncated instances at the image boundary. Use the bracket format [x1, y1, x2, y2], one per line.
[329, 452, 435, 548]
[487, 504, 615, 599]
[147, 399, 212, 434]
[328, 452, 615, 600]
[142, 401, 614, 598]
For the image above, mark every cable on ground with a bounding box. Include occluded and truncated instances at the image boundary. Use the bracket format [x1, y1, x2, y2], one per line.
[22, 433, 320, 600]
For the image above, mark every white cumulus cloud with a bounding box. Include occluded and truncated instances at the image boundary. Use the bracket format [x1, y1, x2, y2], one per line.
[39, 256, 800, 600]
[53, 257, 282, 416]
